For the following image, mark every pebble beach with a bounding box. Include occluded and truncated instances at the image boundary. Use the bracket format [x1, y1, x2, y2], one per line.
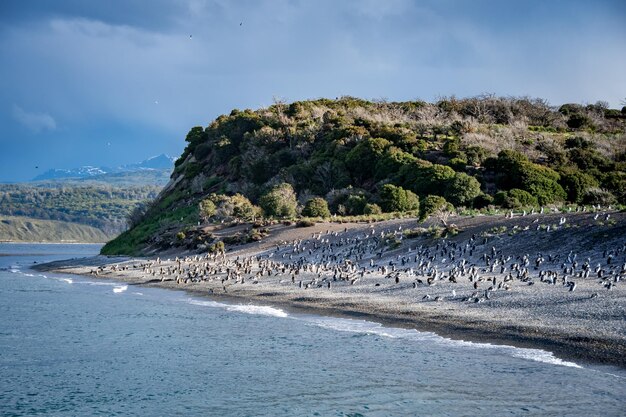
[39, 210, 626, 368]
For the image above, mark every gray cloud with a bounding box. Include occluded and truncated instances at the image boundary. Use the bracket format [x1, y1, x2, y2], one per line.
[0, 0, 625, 182]
[12, 105, 57, 133]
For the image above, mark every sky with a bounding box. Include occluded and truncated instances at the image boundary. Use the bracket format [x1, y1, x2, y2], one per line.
[0, 0, 624, 182]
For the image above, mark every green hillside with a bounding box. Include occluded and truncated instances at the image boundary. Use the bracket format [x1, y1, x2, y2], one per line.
[0, 215, 110, 243]
[0, 184, 161, 238]
[103, 96, 626, 255]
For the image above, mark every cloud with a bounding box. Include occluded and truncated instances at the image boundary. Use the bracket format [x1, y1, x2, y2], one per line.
[12, 105, 57, 132]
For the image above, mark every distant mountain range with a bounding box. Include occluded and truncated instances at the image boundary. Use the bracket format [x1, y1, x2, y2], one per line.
[32, 154, 176, 182]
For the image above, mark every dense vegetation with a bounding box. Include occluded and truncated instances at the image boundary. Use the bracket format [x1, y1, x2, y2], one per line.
[0, 184, 161, 236]
[103, 95, 626, 255]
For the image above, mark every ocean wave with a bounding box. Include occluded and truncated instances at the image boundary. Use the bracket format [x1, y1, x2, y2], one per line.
[509, 349, 582, 368]
[187, 299, 289, 318]
[113, 285, 128, 293]
[302, 316, 582, 369]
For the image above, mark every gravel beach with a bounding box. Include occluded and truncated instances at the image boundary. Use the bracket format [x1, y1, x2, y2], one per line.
[38, 210, 626, 368]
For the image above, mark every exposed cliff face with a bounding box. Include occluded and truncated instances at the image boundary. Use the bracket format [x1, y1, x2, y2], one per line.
[101, 97, 626, 255]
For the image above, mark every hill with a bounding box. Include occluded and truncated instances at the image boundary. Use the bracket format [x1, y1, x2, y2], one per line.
[0, 182, 161, 242]
[102, 96, 626, 255]
[0, 215, 110, 243]
[0, 154, 173, 243]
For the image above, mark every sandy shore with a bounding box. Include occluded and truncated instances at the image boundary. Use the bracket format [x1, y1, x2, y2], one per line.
[37, 210, 626, 368]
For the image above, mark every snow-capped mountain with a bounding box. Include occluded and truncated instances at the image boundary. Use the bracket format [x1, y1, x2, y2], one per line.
[32, 154, 175, 181]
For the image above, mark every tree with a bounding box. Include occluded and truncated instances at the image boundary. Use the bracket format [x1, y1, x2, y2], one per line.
[444, 173, 481, 206]
[419, 195, 453, 224]
[198, 199, 216, 223]
[379, 184, 419, 213]
[259, 183, 298, 218]
[302, 197, 331, 218]
[345, 137, 390, 182]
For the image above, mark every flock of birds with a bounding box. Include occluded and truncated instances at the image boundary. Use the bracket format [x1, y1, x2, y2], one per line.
[92, 209, 626, 306]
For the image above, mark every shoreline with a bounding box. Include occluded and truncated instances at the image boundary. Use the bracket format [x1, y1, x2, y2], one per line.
[35, 211, 626, 369]
[34, 262, 625, 369]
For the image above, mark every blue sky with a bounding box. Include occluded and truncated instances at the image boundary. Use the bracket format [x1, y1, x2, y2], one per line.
[1, 0, 624, 182]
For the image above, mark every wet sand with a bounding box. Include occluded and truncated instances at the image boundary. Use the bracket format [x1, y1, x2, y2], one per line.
[37, 210, 626, 368]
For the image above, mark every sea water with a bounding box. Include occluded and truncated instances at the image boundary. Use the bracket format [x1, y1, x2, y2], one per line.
[1, 244, 624, 416]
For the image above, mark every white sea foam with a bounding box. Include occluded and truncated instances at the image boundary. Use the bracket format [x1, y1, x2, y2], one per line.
[62, 278, 73, 284]
[303, 316, 582, 369]
[79, 281, 117, 286]
[186, 297, 580, 368]
[225, 304, 289, 318]
[133, 292, 144, 296]
[113, 285, 128, 293]
[187, 299, 289, 318]
[509, 349, 582, 368]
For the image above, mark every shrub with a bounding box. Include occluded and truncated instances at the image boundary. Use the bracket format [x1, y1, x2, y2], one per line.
[379, 184, 419, 213]
[302, 197, 331, 218]
[399, 162, 455, 196]
[449, 156, 468, 171]
[345, 194, 368, 215]
[443, 138, 460, 156]
[444, 173, 482, 206]
[559, 171, 599, 204]
[198, 199, 216, 222]
[567, 148, 614, 172]
[495, 150, 565, 204]
[567, 113, 593, 129]
[296, 220, 316, 227]
[259, 183, 298, 218]
[601, 171, 626, 204]
[466, 146, 490, 166]
[494, 189, 538, 208]
[326, 187, 371, 215]
[374, 146, 417, 180]
[419, 195, 453, 222]
[209, 241, 225, 253]
[473, 193, 494, 209]
[176, 231, 186, 241]
[582, 188, 617, 206]
[204, 193, 260, 222]
[363, 203, 382, 215]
